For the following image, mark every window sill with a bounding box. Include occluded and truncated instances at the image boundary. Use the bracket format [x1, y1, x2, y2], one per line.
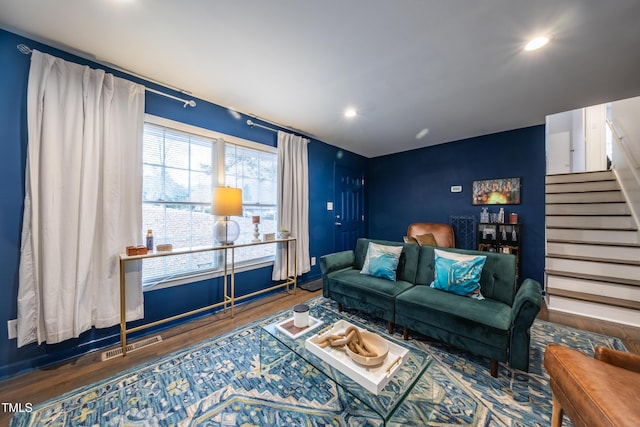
[142, 258, 275, 292]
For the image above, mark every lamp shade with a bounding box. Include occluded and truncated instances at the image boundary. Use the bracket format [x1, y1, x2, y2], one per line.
[212, 187, 243, 216]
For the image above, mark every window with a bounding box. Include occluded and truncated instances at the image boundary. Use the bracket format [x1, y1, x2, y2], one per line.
[225, 143, 278, 264]
[141, 116, 277, 288]
[142, 122, 218, 286]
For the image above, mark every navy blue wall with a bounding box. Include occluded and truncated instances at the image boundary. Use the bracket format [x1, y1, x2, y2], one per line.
[0, 29, 367, 379]
[368, 126, 546, 286]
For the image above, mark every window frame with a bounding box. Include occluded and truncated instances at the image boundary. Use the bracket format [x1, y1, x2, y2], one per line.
[142, 115, 277, 291]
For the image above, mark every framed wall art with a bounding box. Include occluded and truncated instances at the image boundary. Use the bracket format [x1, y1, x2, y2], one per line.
[472, 177, 521, 205]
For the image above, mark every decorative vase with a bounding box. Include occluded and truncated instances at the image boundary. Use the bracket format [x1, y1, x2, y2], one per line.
[252, 223, 260, 242]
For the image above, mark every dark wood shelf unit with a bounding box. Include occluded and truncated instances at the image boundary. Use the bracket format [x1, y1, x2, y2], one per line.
[477, 222, 522, 283]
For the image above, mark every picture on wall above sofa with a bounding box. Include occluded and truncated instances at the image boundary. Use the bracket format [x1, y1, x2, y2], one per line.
[472, 177, 521, 205]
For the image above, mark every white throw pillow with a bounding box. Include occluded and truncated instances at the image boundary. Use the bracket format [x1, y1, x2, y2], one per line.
[360, 242, 403, 281]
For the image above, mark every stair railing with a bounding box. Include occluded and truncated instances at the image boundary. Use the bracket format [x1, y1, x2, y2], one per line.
[606, 119, 640, 242]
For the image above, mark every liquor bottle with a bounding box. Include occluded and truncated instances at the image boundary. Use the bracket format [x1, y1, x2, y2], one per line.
[146, 229, 154, 251]
[481, 207, 489, 223]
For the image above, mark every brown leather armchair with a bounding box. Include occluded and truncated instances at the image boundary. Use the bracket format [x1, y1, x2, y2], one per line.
[544, 343, 640, 427]
[406, 223, 455, 248]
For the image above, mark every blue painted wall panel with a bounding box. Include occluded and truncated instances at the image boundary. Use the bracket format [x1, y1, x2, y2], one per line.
[367, 126, 546, 286]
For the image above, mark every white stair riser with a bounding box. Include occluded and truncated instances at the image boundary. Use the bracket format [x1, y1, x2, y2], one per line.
[544, 172, 640, 328]
[546, 180, 619, 193]
[546, 191, 624, 204]
[546, 203, 630, 215]
[546, 295, 640, 328]
[546, 171, 615, 184]
[546, 242, 640, 263]
[546, 257, 640, 281]
[546, 274, 640, 302]
[546, 228, 639, 244]
[546, 215, 634, 229]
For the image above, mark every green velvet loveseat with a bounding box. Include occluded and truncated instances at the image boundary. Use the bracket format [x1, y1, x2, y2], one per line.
[320, 238, 542, 377]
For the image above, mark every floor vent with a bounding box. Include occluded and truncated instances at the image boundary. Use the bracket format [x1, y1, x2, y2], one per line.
[101, 335, 163, 361]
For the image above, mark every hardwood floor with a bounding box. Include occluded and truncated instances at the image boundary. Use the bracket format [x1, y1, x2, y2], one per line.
[537, 301, 640, 354]
[1, 287, 638, 426]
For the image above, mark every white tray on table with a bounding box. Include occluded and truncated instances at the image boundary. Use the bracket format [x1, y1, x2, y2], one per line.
[305, 319, 409, 394]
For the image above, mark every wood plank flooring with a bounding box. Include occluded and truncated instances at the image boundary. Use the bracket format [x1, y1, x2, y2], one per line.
[537, 300, 640, 353]
[1, 286, 638, 426]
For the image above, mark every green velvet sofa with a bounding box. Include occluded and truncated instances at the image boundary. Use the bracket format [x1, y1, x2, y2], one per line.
[320, 238, 542, 377]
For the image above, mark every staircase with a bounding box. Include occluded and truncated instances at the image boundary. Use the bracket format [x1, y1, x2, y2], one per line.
[545, 170, 640, 327]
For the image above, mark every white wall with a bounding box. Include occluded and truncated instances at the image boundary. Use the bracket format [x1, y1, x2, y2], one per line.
[546, 110, 574, 174]
[546, 131, 571, 174]
[611, 96, 640, 239]
[546, 104, 611, 175]
[585, 104, 607, 171]
[546, 108, 588, 174]
[571, 109, 586, 172]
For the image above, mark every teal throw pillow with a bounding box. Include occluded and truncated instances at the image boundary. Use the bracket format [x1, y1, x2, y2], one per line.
[360, 242, 402, 281]
[430, 248, 486, 299]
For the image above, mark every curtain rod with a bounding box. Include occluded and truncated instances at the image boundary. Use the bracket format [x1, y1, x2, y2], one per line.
[246, 119, 278, 133]
[17, 44, 196, 108]
[246, 119, 309, 142]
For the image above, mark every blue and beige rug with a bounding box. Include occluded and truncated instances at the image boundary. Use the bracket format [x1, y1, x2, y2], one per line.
[11, 296, 626, 426]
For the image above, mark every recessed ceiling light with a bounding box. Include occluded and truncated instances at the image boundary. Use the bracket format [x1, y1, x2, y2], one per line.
[524, 36, 550, 51]
[344, 108, 357, 118]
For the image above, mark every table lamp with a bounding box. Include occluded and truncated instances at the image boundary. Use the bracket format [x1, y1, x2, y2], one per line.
[212, 186, 243, 245]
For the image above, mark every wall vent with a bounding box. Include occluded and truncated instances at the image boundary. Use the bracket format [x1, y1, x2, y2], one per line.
[101, 335, 163, 361]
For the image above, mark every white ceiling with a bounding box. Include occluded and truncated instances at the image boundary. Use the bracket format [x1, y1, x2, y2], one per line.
[2, 1, 640, 158]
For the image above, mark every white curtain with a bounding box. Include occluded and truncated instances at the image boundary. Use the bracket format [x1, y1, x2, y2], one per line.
[17, 51, 145, 347]
[272, 131, 311, 280]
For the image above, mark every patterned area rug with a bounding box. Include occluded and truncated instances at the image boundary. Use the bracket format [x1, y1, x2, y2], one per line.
[11, 296, 626, 426]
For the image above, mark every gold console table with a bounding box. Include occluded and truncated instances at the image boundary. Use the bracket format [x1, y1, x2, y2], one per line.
[118, 237, 297, 356]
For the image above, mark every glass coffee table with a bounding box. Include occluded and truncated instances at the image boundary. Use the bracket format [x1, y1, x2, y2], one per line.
[260, 305, 431, 425]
